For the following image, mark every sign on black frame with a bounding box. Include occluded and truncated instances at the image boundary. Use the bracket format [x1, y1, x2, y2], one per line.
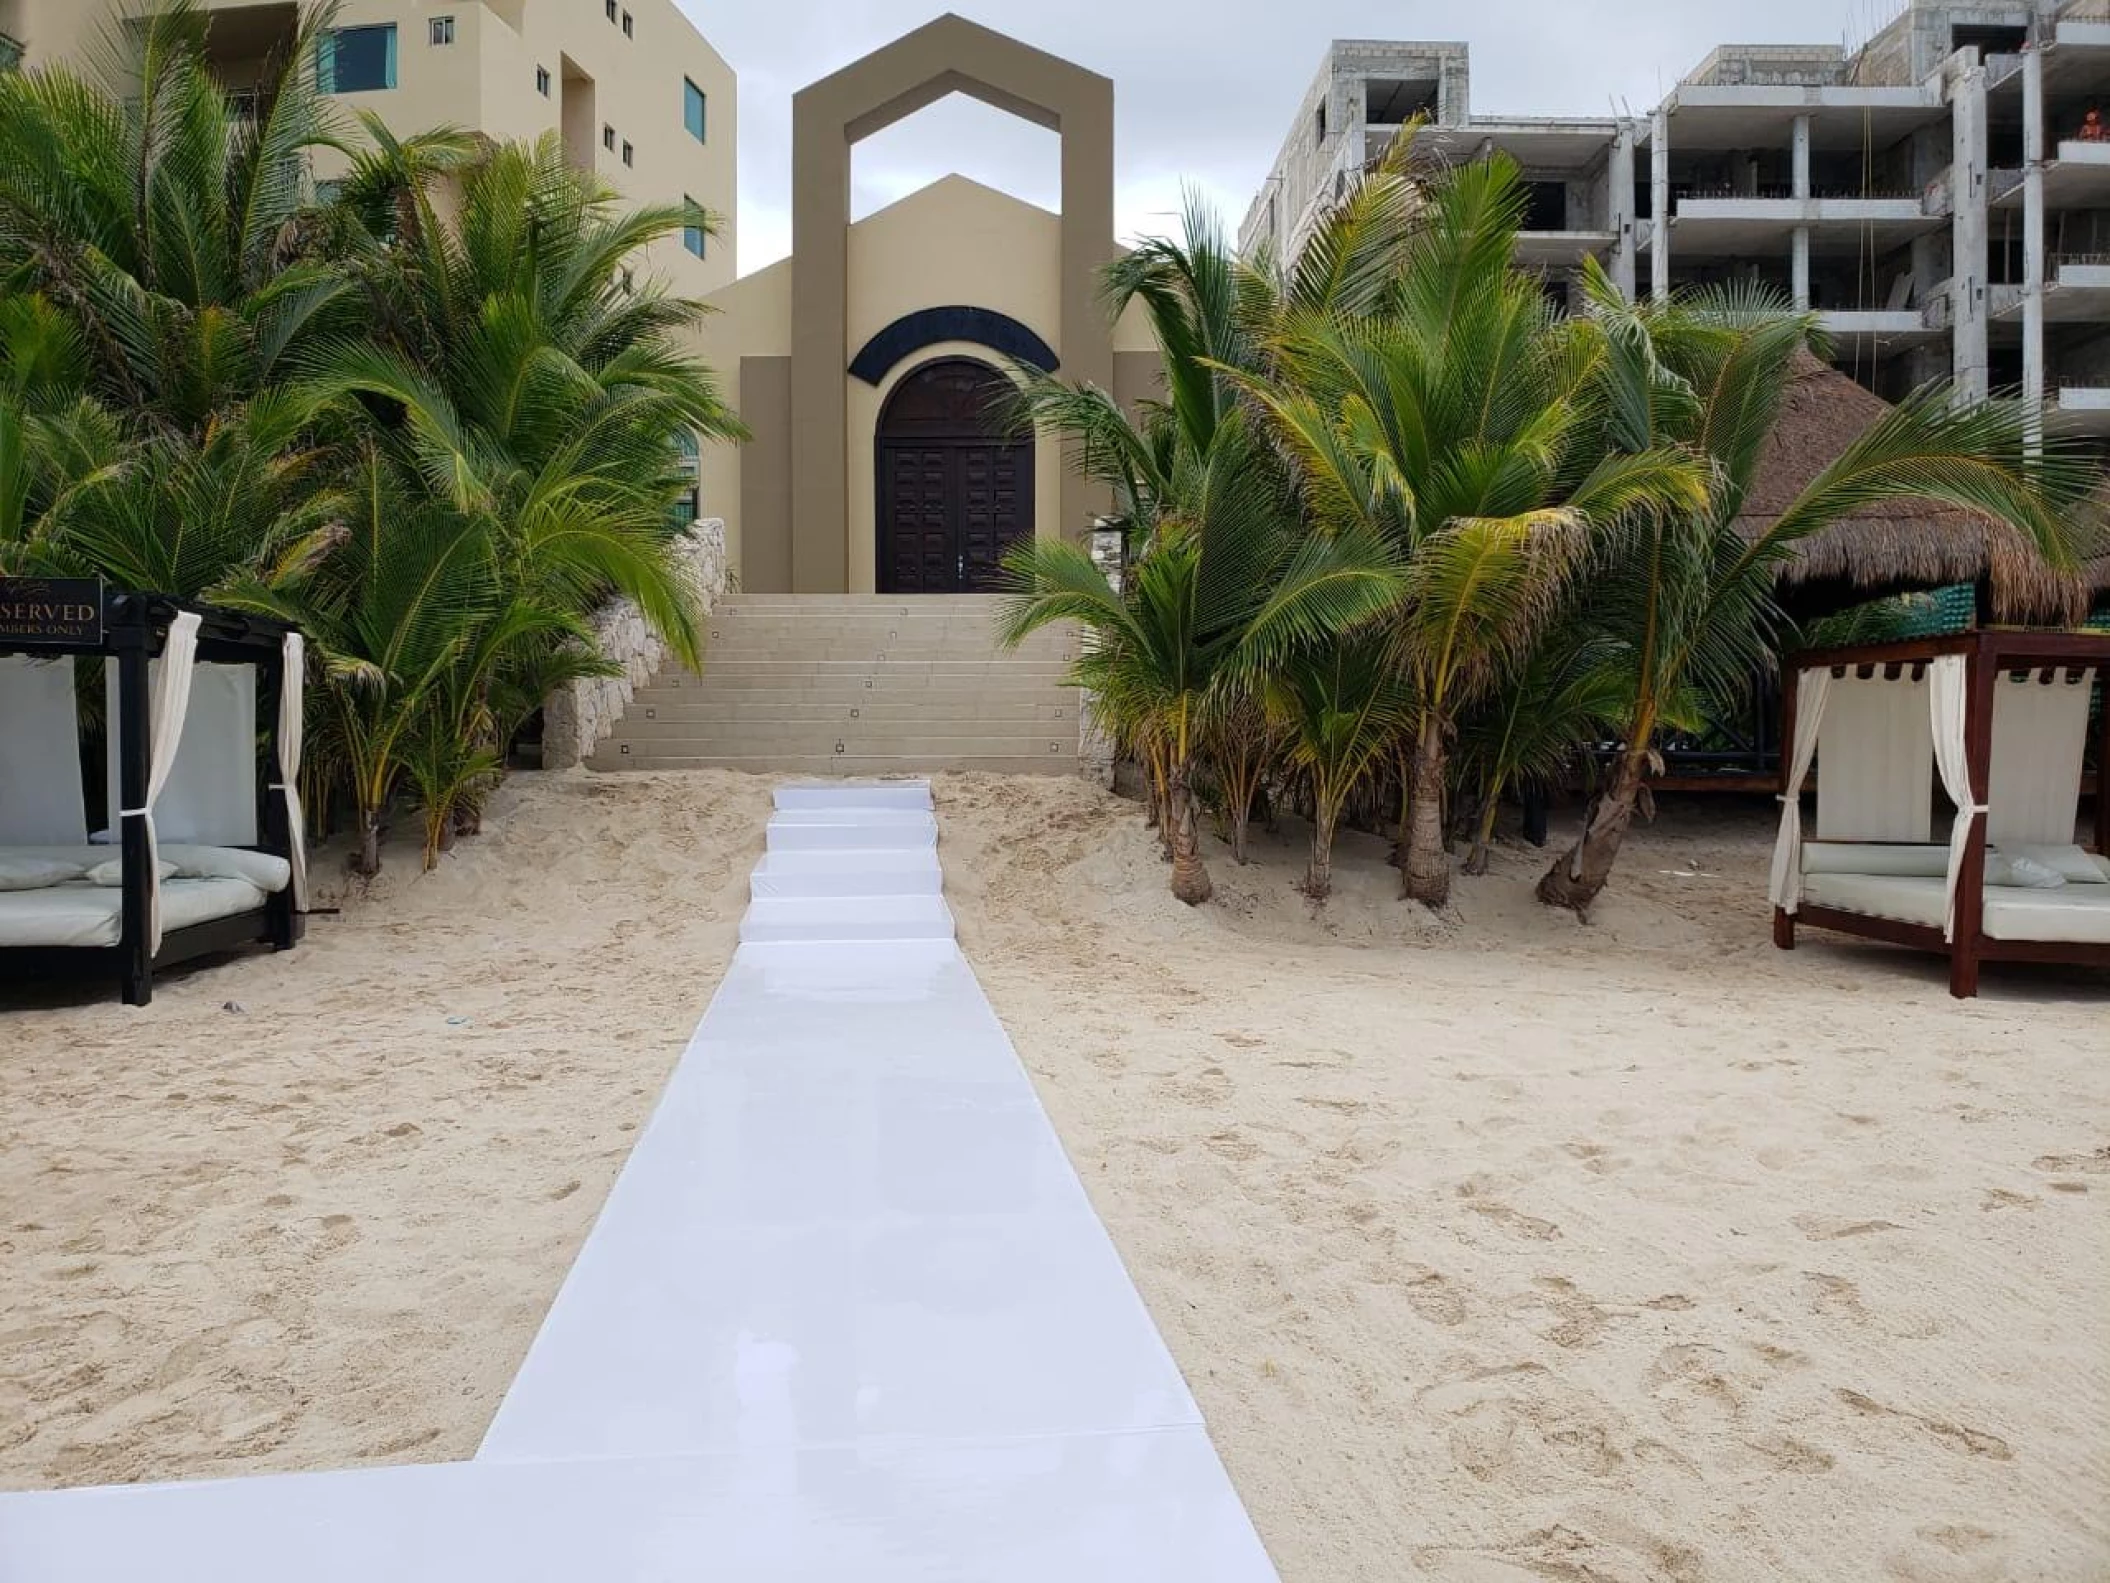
[0, 577, 105, 647]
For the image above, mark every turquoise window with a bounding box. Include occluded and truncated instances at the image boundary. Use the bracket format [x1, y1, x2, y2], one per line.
[683, 197, 706, 258]
[318, 24, 397, 93]
[684, 79, 706, 143]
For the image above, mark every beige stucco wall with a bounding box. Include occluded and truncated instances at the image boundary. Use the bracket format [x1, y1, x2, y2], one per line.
[693, 174, 1158, 594]
[13, 0, 735, 297]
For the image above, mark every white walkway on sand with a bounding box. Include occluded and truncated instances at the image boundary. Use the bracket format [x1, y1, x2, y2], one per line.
[0, 782, 1277, 1582]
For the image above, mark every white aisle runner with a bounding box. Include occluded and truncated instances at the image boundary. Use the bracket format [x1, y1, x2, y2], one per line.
[0, 782, 1277, 1582]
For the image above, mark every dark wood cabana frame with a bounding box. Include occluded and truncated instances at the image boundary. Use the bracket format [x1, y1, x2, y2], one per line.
[0, 587, 303, 1005]
[1772, 628, 2110, 998]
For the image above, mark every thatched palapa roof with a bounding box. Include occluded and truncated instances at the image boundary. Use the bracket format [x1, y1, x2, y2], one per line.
[1733, 353, 2107, 623]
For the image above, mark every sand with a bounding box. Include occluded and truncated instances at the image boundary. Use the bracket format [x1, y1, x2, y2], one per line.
[3, 768, 2106, 1582]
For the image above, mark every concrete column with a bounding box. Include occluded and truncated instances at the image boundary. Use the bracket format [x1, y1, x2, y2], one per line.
[1609, 122, 1637, 299]
[1949, 63, 1990, 400]
[1650, 109, 1671, 301]
[1792, 227, 1811, 310]
[2023, 42, 2047, 440]
[1792, 114, 1812, 199]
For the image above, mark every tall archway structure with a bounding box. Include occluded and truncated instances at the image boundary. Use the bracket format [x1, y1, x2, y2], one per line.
[790, 13, 1115, 593]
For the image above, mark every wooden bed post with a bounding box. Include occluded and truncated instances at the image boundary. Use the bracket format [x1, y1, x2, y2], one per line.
[1949, 645, 1997, 999]
[2096, 664, 2109, 859]
[1773, 656, 1800, 950]
[256, 648, 298, 952]
[114, 617, 153, 1007]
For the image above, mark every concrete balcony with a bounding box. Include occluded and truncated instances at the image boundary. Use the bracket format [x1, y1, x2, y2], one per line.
[1816, 309, 1943, 359]
[2048, 384, 2110, 438]
[1655, 83, 1946, 156]
[1991, 259, 2110, 324]
[1514, 230, 1616, 270]
[1651, 194, 1942, 258]
[1991, 141, 2110, 210]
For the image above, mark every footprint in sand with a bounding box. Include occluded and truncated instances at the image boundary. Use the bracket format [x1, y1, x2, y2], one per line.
[1516, 1277, 1611, 1351]
[1203, 1130, 1259, 1162]
[1835, 1389, 2013, 1461]
[1417, 1364, 1628, 1486]
[1645, 1344, 1742, 1423]
[1883, 1522, 2013, 1583]
[2030, 1146, 2109, 1175]
[1803, 1271, 1868, 1320]
[1979, 1188, 2038, 1212]
[1793, 1213, 1903, 1241]
[1402, 1270, 1468, 1328]
[1746, 1433, 1836, 1473]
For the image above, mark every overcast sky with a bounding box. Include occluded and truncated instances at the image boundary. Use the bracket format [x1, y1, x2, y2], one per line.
[671, 0, 1916, 275]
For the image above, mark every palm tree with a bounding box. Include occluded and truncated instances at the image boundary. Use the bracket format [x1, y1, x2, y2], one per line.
[1453, 626, 1626, 876]
[1535, 270, 2099, 913]
[300, 135, 743, 671]
[1001, 417, 1404, 904]
[1268, 633, 1414, 899]
[1229, 157, 1709, 909]
[0, 0, 353, 427]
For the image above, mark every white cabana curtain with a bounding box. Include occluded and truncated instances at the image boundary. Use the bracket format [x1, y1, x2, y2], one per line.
[1987, 669, 2097, 847]
[128, 611, 201, 954]
[108, 661, 256, 846]
[1768, 666, 1833, 912]
[277, 632, 308, 910]
[1928, 654, 1984, 943]
[0, 656, 88, 844]
[1815, 673, 1934, 842]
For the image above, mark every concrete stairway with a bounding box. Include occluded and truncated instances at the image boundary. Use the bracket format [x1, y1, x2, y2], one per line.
[590, 593, 1081, 775]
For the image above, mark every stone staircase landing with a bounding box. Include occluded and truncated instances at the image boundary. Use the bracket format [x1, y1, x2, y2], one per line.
[590, 594, 1081, 776]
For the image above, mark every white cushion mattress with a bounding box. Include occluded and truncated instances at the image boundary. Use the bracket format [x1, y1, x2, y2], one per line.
[0, 878, 270, 949]
[1801, 872, 2110, 945]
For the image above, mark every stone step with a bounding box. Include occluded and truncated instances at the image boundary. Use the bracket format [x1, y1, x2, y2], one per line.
[632, 681, 1078, 703]
[597, 752, 1080, 775]
[698, 645, 1071, 663]
[599, 729, 1077, 759]
[617, 700, 1078, 724]
[613, 718, 1079, 746]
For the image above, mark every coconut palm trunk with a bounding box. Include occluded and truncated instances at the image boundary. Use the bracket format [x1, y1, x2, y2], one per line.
[1464, 792, 1502, 876]
[1401, 719, 1452, 906]
[1167, 757, 1213, 905]
[1535, 749, 1647, 914]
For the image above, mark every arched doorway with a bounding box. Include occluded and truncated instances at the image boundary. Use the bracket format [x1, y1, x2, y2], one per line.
[875, 357, 1035, 593]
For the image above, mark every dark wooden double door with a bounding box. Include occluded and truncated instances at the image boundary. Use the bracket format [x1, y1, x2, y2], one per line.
[877, 359, 1034, 594]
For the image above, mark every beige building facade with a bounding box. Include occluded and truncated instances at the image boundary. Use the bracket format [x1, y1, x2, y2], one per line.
[0, 0, 736, 297]
[700, 15, 1160, 594]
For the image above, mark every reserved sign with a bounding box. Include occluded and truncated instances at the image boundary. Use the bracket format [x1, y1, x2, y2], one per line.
[0, 577, 105, 645]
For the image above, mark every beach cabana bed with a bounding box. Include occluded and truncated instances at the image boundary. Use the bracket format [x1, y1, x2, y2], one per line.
[1770, 629, 2110, 997]
[0, 582, 306, 1005]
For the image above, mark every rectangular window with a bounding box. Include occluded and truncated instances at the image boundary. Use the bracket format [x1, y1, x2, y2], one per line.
[535, 65, 550, 97]
[429, 15, 453, 46]
[621, 139, 633, 167]
[318, 23, 397, 93]
[621, 11, 633, 38]
[603, 123, 616, 152]
[684, 78, 706, 143]
[605, 0, 617, 19]
[683, 197, 706, 258]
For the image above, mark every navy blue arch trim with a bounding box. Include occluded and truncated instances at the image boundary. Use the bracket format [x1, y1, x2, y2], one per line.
[848, 306, 1059, 386]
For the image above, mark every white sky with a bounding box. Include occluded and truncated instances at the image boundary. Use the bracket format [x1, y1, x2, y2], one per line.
[670, 0, 1919, 275]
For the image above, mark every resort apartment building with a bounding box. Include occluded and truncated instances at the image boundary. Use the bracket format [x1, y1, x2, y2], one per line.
[1241, 3, 2110, 436]
[0, 0, 736, 298]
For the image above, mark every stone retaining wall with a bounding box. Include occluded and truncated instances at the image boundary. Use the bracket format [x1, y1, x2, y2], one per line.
[541, 518, 728, 769]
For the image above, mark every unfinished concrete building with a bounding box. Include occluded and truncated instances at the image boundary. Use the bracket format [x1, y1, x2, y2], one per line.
[1240, 3, 2110, 436]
